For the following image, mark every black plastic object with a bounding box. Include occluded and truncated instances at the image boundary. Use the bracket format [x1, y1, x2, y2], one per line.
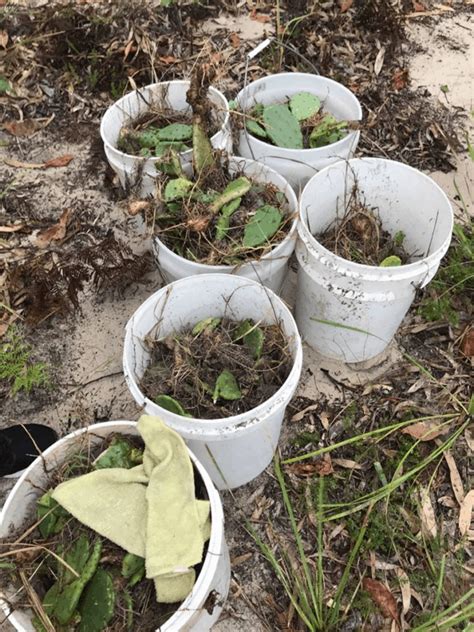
[0, 424, 58, 476]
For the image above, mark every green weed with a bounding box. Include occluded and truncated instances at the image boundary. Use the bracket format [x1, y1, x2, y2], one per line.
[420, 222, 474, 325]
[0, 327, 49, 396]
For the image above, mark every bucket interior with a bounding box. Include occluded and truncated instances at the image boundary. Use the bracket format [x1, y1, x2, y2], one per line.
[300, 160, 453, 261]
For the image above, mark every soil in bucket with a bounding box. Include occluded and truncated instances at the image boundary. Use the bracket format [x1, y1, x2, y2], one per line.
[316, 185, 411, 267]
[243, 92, 354, 150]
[140, 317, 292, 419]
[0, 433, 208, 632]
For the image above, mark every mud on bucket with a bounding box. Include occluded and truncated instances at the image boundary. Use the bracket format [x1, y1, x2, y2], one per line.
[295, 158, 454, 363]
[123, 274, 303, 490]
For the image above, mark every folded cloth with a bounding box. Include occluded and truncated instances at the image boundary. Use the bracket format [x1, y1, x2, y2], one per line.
[52, 415, 210, 603]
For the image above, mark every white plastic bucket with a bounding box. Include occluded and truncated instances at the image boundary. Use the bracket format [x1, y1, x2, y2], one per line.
[0, 421, 230, 632]
[100, 81, 232, 196]
[295, 158, 454, 363]
[123, 275, 303, 490]
[236, 72, 362, 192]
[153, 156, 298, 293]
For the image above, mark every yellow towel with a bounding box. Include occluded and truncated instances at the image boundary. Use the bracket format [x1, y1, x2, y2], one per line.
[52, 415, 210, 603]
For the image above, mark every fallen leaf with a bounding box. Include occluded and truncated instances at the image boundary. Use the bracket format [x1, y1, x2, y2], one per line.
[231, 552, 252, 567]
[288, 454, 333, 477]
[412, 0, 426, 9]
[3, 120, 38, 137]
[291, 403, 319, 422]
[128, 200, 150, 216]
[0, 30, 8, 48]
[340, 0, 353, 11]
[159, 55, 178, 65]
[4, 158, 45, 169]
[419, 486, 437, 539]
[392, 69, 409, 91]
[4, 154, 74, 170]
[230, 32, 240, 48]
[0, 223, 25, 233]
[250, 9, 271, 23]
[363, 578, 399, 622]
[443, 450, 465, 505]
[461, 328, 474, 356]
[396, 568, 411, 615]
[401, 420, 450, 441]
[374, 47, 386, 76]
[43, 154, 74, 168]
[319, 411, 330, 430]
[465, 429, 474, 452]
[459, 490, 474, 536]
[30, 209, 71, 248]
[123, 39, 135, 59]
[332, 458, 363, 470]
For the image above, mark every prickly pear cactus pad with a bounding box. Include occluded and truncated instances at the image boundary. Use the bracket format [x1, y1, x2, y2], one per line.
[152, 154, 293, 266]
[244, 92, 349, 149]
[0, 433, 204, 631]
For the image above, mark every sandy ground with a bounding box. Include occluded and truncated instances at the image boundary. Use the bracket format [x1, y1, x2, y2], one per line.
[0, 6, 472, 632]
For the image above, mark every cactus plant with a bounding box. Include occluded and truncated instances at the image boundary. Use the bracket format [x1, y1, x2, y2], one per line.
[380, 255, 402, 267]
[215, 197, 242, 240]
[157, 123, 193, 142]
[78, 569, 116, 632]
[263, 104, 303, 149]
[289, 92, 321, 121]
[164, 177, 193, 202]
[53, 540, 102, 625]
[209, 177, 251, 215]
[309, 115, 347, 148]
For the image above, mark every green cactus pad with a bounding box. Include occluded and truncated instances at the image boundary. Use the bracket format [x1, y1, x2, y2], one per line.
[380, 255, 402, 267]
[309, 115, 347, 148]
[164, 177, 193, 202]
[263, 104, 303, 149]
[246, 118, 268, 139]
[215, 197, 242, 240]
[78, 569, 116, 632]
[213, 370, 241, 403]
[289, 92, 321, 121]
[154, 394, 192, 417]
[209, 177, 251, 215]
[243, 205, 283, 248]
[157, 123, 193, 142]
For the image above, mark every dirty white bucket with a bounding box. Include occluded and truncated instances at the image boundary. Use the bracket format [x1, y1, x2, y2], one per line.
[123, 275, 303, 490]
[153, 156, 298, 293]
[236, 72, 362, 192]
[0, 421, 230, 632]
[295, 158, 454, 363]
[100, 81, 232, 196]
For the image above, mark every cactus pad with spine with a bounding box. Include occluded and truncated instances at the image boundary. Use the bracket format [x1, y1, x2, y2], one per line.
[290, 92, 321, 121]
[262, 104, 303, 149]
